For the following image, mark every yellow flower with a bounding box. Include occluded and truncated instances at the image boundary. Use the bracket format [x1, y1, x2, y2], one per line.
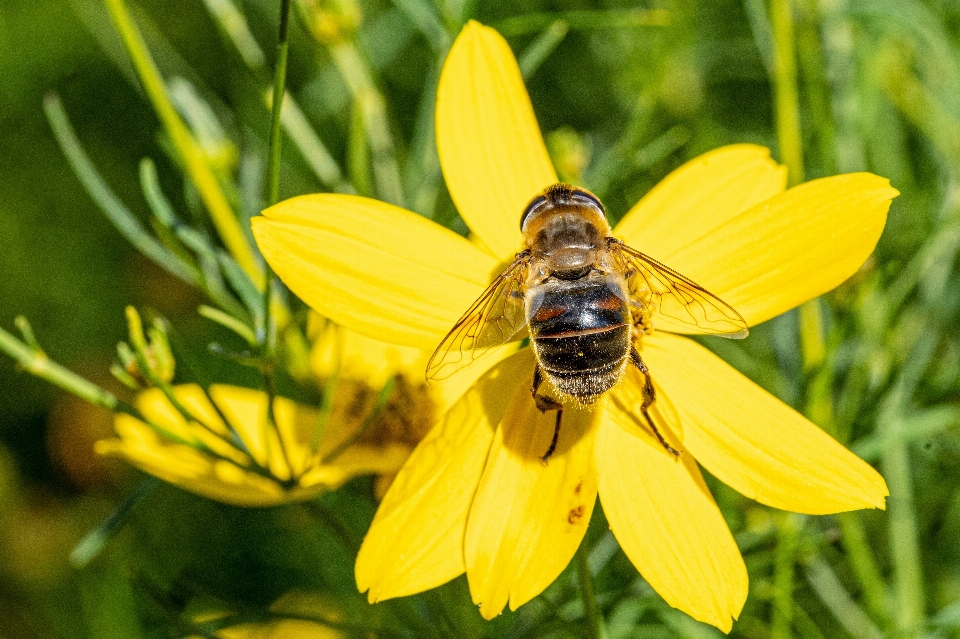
[97, 319, 493, 507]
[97, 384, 389, 506]
[309, 315, 495, 426]
[308, 317, 502, 496]
[251, 21, 896, 631]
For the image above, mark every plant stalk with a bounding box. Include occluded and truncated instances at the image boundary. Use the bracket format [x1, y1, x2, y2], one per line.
[259, 0, 295, 475]
[768, 1, 808, 635]
[575, 540, 607, 639]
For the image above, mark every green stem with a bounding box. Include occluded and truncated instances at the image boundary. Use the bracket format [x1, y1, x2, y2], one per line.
[0, 323, 196, 450]
[128, 323, 242, 449]
[267, 0, 291, 207]
[43, 94, 201, 286]
[770, 0, 804, 185]
[817, 7, 896, 628]
[794, 0, 836, 174]
[0, 325, 120, 412]
[517, 20, 569, 79]
[201, 0, 349, 191]
[836, 512, 891, 627]
[884, 439, 925, 638]
[818, 0, 866, 172]
[798, 301, 825, 370]
[125, 309, 259, 464]
[772, 513, 801, 639]
[803, 554, 886, 639]
[0, 318, 281, 483]
[880, 332, 936, 639]
[493, 8, 669, 37]
[260, 0, 294, 476]
[575, 540, 607, 639]
[769, 2, 806, 635]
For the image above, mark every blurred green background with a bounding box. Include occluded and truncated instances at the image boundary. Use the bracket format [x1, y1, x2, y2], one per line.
[2, 0, 960, 637]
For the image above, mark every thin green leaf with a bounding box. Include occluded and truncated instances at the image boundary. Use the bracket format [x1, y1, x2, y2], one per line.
[518, 20, 569, 79]
[217, 251, 264, 329]
[43, 94, 200, 285]
[198, 305, 256, 345]
[494, 9, 669, 37]
[71, 478, 159, 568]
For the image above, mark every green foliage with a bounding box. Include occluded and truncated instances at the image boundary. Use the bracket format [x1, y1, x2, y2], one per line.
[2, 0, 960, 637]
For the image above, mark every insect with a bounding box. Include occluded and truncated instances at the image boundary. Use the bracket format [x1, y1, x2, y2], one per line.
[427, 184, 748, 461]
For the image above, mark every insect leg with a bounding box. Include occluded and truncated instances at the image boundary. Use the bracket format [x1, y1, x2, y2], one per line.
[531, 366, 563, 463]
[541, 410, 562, 464]
[629, 347, 680, 457]
[531, 366, 563, 413]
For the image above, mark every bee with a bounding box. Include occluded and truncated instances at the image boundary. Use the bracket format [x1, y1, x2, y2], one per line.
[427, 184, 748, 461]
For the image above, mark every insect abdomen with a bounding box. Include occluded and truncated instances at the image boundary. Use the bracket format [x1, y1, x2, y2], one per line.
[529, 279, 631, 403]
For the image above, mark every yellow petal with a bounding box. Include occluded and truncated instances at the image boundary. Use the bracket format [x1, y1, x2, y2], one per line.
[311, 319, 427, 389]
[189, 591, 347, 639]
[430, 342, 521, 416]
[210, 619, 342, 639]
[206, 620, 341, 639]
[95, 431, 291, 507]
[615, 145, 786, 255]
[355, 348, 533, 601]
[645, 173, 897, 328]
[135, 386, 227, 440]
[98, 418, 211, 479]
[253, 194, 498, 350]
[643, 332, 888, 513]
[304, 444, 410, 489]
[598, 387, 747, 632]
[109, 408, 186, 454]
[178, 473, 285, 506]
[260, 592, 347, 639]
[437, 21, 558, 259]
[209, 385, 319, 480]
[270, 391, 318, 477]
[464, 372, 598, 619]
[104, 385, 344, 507]
[208, 616, 343, 639]
[135, 386, 250, 465]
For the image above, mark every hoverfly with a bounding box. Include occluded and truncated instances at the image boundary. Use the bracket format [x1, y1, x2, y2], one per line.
[427, 184, 748, 461]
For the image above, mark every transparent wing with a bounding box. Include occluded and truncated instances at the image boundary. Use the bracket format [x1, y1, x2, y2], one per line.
[611, 240, 749, 339]
[426, 254, 530, 382]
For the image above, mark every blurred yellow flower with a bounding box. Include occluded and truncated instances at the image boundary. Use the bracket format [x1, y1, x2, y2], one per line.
[96, 383, 399, 507]
[188, 590, 346, 639]
[97, 318, 490, 507]
[309, 317, 497, 496]
[251, 20, 897, 632]
[309, 315, 491, 422]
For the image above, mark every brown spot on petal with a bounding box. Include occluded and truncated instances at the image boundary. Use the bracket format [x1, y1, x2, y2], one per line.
[573, 481, 582, 494]
[568, 505, 584, 524]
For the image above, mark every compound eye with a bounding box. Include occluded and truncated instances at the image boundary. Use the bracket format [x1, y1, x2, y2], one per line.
[520, 195, 548, 231]
[571, 189, 605, 215]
